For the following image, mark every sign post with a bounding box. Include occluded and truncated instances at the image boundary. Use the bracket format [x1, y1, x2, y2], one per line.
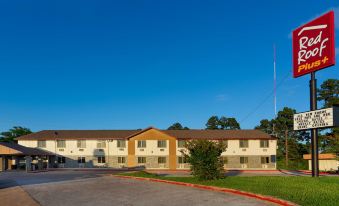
[310, 72, 318, 176]
[292, 11, 335, 177]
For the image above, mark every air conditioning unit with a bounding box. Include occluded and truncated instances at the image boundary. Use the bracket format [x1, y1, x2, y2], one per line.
[58, 149, 64, 152]
[160, 149, 165, 152]
[159, 163, 165, 168]
[241, 164, 247, 168]
[262, 164, 268, 169]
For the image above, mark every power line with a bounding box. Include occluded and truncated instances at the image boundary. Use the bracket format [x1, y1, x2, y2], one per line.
[240, 70, 291, 124]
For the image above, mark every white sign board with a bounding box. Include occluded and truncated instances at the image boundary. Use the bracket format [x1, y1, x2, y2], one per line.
[293, 106, 339, 131]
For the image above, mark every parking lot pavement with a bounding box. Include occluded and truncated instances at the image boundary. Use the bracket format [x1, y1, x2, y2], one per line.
[0, 171, 275, 206]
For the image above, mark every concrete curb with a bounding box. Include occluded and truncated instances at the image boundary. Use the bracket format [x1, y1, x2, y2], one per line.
[115, 175, 298, 206]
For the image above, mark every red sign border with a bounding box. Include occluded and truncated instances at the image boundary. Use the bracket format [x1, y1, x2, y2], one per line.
[292, 11, 335, 78]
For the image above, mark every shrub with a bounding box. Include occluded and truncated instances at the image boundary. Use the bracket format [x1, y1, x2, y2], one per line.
[181, 139, 227, 180]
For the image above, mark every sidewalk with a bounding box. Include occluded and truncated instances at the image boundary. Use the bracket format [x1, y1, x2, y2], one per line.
[0, 186, 39, 206]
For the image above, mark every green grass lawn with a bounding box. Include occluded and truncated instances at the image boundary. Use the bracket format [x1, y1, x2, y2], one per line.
[119, 171, 339, 206]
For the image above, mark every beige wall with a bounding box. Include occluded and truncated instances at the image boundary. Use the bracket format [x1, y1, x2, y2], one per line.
[127, 129, 177, 170]
[18, 133, 277, 170]
[18, 140, 128, 156]
[308, 160, 338, 171]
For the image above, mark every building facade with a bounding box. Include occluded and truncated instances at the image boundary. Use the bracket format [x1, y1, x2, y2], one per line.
[17, 127, 277, 170]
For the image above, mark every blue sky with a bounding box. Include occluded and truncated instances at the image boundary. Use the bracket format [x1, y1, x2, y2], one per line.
[0, 1, 338, 132]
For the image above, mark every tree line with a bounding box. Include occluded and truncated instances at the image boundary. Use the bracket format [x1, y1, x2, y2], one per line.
[1, 79, 338, 170]
[169, 78, 338, 170]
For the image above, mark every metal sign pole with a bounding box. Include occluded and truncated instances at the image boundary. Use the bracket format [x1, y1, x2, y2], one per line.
[310, 72, 319, 177]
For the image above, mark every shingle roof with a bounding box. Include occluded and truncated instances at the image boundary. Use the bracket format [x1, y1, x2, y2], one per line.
[16, 128, 275, 140]
[15, 130, 140, 140]
[163, 129, 274, 140]
[0, 142, 54, 156]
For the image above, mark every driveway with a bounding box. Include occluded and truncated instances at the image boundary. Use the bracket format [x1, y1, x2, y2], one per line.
[0, 170, 275, 206]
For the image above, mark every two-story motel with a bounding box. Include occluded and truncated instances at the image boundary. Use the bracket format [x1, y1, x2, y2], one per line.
[15, 127, 277, 170]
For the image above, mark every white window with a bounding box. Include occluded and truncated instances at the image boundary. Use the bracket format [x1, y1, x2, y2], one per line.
[157, 140, 167, 148]
[158, 157, 166, 164]
[117, 140, 126, 148]
[137, 140, 146, 148]
[261, 156, 270, 164]
[57, 140, 66, 148]
[97, 140, 106, 148]
[178, 156, 187, 164]
[240, 157, 248, 164]
[260, 140, 269, 148]
[239, 140, 249, 148]
[178, 140, 186, 148]
[98, 156, 106, 163]
[138, 157, 146, 164]
[37, 140, 46, 148]
[118, 157, 126, 164]
[78, 157, 85, 163]
[77, 140, 86, 148]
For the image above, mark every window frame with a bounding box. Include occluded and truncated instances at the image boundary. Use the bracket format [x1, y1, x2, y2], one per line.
[57, 156, 66, 164]
[97, 140, 106, 149]
[178, 140, 186, 148]
[137, 140, 146, 148]
[157, 140, 167, 148]
[240, 156, 248, 164]
[118, 157, 126, 164]
[117, 140, 126, 148]
[178, 156, 187, 164]
[239, 140, 249, 148]
[137, 157, 146, 164]
[97, 156, 106, 163]
[56, 140, 66, 148]
[77, 140, 86, 148]
[260, 140, 269, 148]
[37, 140, 46, 148]
[78, 157, 85, 164]
[158, 157, 166, 164]
[261, 156, 270, 164]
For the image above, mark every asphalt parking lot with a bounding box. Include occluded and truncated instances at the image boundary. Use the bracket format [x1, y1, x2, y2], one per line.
[0, 170, 275, 206]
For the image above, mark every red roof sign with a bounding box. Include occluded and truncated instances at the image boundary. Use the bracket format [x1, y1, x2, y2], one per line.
[293, 11, 335, 78]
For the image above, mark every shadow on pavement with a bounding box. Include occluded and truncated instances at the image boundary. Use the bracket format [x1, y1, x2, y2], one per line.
[0, 170, 126, 189]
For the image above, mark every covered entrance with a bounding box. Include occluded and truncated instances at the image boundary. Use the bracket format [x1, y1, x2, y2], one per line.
[0, 142, 54, 171]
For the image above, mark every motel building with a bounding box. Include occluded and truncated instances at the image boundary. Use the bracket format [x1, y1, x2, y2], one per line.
[5, 127, 277, 170]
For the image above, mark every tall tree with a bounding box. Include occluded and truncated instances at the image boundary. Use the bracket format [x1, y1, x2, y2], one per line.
[0, 126, 32, 143]
[168, 122, 189, 130]
[317, 79, 339, 108]
[219, 116, 240, 130]
[205, 116, 220, 130]
[317, 78, 339, 152]
[274, 107, 296, 167]
[255, 119, 273, 134]
[255, 107, 309, 169]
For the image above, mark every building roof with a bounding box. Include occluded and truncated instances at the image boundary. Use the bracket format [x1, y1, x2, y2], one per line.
[16, 127, 275, 140]
[0, 142, 54, 156]
[303, 153, 338, 160]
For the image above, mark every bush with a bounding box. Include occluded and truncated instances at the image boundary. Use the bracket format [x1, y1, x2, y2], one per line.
[182, 139, 226, 180]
